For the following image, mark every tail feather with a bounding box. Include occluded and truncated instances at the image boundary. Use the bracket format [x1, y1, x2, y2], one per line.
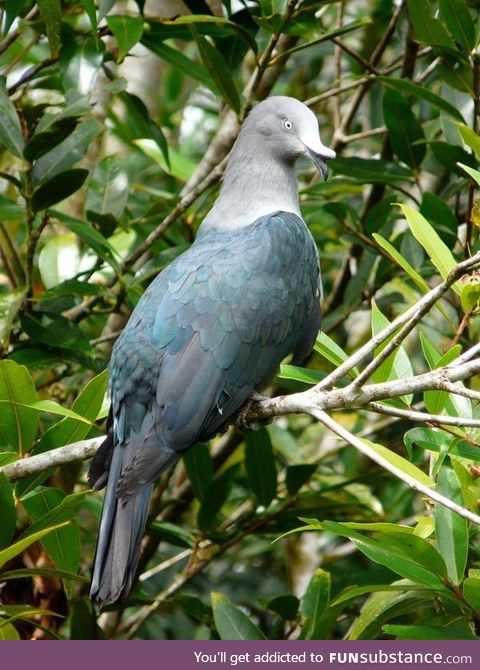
[89, 445, 153, 610]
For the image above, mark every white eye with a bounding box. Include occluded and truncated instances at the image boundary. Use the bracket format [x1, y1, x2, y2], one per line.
[283, 119, 293, 130]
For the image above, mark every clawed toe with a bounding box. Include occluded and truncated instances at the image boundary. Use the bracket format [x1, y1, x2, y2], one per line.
[235, 393, 270, 431]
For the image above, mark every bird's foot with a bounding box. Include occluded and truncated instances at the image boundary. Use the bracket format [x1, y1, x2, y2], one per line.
[235, 392, 270, 432]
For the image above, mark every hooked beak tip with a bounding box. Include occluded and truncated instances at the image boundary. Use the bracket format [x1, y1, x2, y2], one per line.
[304, 145, 336, 181]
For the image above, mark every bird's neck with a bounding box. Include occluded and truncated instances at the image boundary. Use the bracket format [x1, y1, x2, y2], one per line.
[202, 151, 301, 230]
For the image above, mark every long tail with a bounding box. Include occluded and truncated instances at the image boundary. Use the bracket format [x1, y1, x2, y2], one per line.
[89, 443, 153, 610]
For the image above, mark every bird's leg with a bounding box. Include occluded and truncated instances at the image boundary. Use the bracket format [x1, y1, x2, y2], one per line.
[235, 392, 270, 432]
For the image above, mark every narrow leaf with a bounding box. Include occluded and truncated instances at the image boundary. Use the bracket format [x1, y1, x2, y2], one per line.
[399, 205, 460, 294]
[379, 77, 465, 122]
[211, 592, 264, 640]
[37, 0, 62, 57]
[191, 28, 241, 114]
[435, 466, 468, 584]
[31, 169, 89, 212]
[244, 428, 277, 507]
[0, 76, 24, 157]
[300, 568, 331, 640]
[383, 89, 425, 170]
[0, 522, 71, 569]
[0, 360, 38, 456]
[0, 474, 16, 549]
[439, 0, 475, 52]
[107, 15, 144, 62]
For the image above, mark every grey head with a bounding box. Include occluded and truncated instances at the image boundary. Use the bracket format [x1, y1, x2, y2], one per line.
[202, 96, 336, 231]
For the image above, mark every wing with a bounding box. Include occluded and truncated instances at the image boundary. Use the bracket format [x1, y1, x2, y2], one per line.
[105, 212, 319, 496]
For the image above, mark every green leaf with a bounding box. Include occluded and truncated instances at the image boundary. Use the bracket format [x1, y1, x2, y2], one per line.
[463, 576, 480, 611]
[399, 205, 460, 294]
[22, 489, 82, 597]
[0, 289, 25, 351]
[107, 15, 144, 63]
[266, 595, 299, 620]
[0, 360, 39, 456]
[37, 0, 62, 57]
[211, 592, 264, 640]
[51, 211, 120, 273]
[370, 302, 414, 404]
[3, 0, 30, 37]
[382, 89, 425, 170]
[331, 583, 436, 606]
[85, 155, 128, 220]
[59, 36, 104, 97]
[0, 76, 25, 157]
[244, 427, 277, 507]
[20, 490, 85, 537]
[314, 332, 359, 378]
[21, 311, 93, 353]
[439, 0, 476, 52]
[0, 619, 20, 639]
[0, 522, 71, 569]
[420, 192, 458, 248]
[31, 119, 103, 186]
[190, 28, 241, 114]
[16, 369, 107, 497]
[435, 466, 468, 584]
[147, 14, 258, 54]
[458, 162, 480, 184]
[31, 169, 89, 212]
[363, 439, 434, 488]
[120, 92, 169, 168]
[285, 464, 317, 495]
[183, 443, 213, 502]
[331, 157, 413, 184]
[373, 233, 430, 293]
[383, 624, 479, 640]
[0, 567, 88, 582]
[272, 19, 370, 61]
[0, 399, 94, 424]
[323, 521, 448, 589]
[0, 474, 16, 549]
[197, 466, 236, 530]
[430, 140, 477, 175]
[80, 0, 97, 34]
[460, 280, 480, 312]
[141, 38, 216, 94]
[24, 117, 80, 163]
[278, 364, 324, 385]
[348, 589, 436, 640]
[407, 0, 456, 49]
[134, 140, 195, 182]
[300, 568, 331, 640]
[149, 521, 194, 549]
[420, 333, 472, 420]
[457, 123, 480, 160]
[379, 77, 465, 122]
[405, 427, 479, 462]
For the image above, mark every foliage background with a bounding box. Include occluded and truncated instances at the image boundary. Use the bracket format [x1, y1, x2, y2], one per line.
[1, 0, 480, 640]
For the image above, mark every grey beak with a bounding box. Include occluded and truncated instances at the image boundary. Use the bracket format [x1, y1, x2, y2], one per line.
[304, 145, 336, 181]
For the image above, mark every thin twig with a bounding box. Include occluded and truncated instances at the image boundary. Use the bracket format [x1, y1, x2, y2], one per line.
[0, 437, 103, 481]
[319, 253, 480, 391]
[0, 5, 39, 56]
[441, 381, 480, 403]
[8, 56, 59, 95]
[312, 409, 480, 526]
[368, 402, 480, 428]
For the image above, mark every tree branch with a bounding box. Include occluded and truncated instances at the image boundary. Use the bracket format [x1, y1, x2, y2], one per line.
[367, 401, 480, 428]
[318, 252, 480, 391]
[311, 409, 480, 526]
[0, 437, 103, 481]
